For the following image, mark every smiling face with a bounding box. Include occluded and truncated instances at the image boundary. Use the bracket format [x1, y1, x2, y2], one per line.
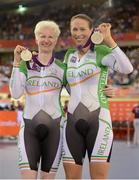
[70, 18, 93, 47]
[35, 27, 58, 54]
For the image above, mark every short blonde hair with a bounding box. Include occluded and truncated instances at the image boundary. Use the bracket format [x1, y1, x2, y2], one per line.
[34, 20, 61, 39]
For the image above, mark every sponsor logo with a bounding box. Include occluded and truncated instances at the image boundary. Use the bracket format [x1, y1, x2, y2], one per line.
[47, 67, 58, 76]
[70, 56, 77, 63]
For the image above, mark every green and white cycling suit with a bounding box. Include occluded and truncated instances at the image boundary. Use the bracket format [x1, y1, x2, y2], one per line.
[62, 45, 133, 165]
[10, 56, 66, 173]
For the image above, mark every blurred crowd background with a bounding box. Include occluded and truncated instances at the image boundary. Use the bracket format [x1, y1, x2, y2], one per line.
[0, 0, 138, 140]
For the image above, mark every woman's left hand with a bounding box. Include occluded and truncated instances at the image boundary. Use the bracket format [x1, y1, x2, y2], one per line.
[103, 85, 116, 98]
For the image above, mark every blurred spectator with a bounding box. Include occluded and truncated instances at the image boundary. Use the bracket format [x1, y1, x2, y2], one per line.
[9, 101, 16, 111]
[132, 103, 139, 145]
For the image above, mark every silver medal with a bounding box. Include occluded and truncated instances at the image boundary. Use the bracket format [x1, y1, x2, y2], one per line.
[21, 49, 32, 61]
[91, 31, 103, 44]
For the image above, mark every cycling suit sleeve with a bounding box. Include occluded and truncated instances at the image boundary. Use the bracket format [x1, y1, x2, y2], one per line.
[10, 67, 26, 99]
[101, 46, 133, 74]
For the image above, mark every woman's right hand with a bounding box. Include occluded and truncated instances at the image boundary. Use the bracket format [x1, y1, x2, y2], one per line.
[13, 45, 27, 66]
[97, 23, 117, 48]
